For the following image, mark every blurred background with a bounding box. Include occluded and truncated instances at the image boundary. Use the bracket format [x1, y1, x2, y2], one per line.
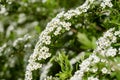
[0, 0, 85, 80]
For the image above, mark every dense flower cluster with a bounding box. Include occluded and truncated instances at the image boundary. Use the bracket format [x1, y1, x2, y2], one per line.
[100, 0, 113, 8]
[13, 34, 32, 48]
[25, 0, 95, 80]
[0, 34, 32, 54]
[40, 62, 53, 80]
[88, 76, 99, 80]
[0, 0, 12, 15]
[0, 34, 32, 78]
[25, 0, 115, 80]
[0, 44, 7, 55]
[0, 5, 6, 14]
[70, 28, 120, 80]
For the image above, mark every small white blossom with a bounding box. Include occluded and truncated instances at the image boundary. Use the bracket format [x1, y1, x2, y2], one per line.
[118, 48, 120, 54]
[101, 67, 108, 74]
[117, 64, 120, 67]
[18, 13, 26, 24]
[42, 0, 47, 3]
[60, 22, 71, 30]
[100, 0, 113, 9]
[0, 44, 7, 54]
[0, 22, 4, 33]
[106, 47, 117, 57]
[88, 76, 99, 80]
[54, 27, 62, 35]
[44, 76, 53, 80]
[25, 70, 32, 80]
[114, 30, 120, 36]
[111, 67, 115, 71]
[56, 11, 65, 18]
[40, 46, 49, 53]
[101, 59, 107, 63]
[0, 5, 6, 14]
[90, 54, 100, 63]
[91, 68, 98, 73]
[40, 63, 52, 80]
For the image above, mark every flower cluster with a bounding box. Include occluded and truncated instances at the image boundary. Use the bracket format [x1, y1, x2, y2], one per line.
[0, 5, 6, 14]
[25, 0, 116, 80]
[0, 44, 7, 55]
[0, 33, 33, 79]
[100, 0, 113, 8]
[95, 28, 117, 56]
[0, 0, 12, 15]
[13, 34, 32, 48]
[40, 63, 53, 80]
[0, 34, 32, 54]
[25, 0, 96, 80]
[70, 28, 120, 80]
[88, 76, 99, 80]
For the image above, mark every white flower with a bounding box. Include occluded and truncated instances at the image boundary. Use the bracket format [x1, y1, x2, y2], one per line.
[96, 37, 111, 49]
[70, 57, 92, 80]
[111, 67, 115, 71]
[60, 22, 71, 30]
[56, 11, 64, 18]
[118, 48, 120, 54]
[38, 52, 51, 60]
[36, 46, 51, 60]
[101, 67, 108, 74]
[27, 62, 42, 71]
[40, 46, 49, 53]
[44, 76, 53, 80]
[42, 0, 47, 3]
[41, 35, 51, 45]
[114, 31, 120, 36]
[90, 54, 100, 63]
[79, 58, 91, 71]
[100, 0, 113, 9]
[40, 63, 52, 80]
[88, 76, 99, 80]
[70, 70, 83, 80]
[91, 68, 98, 73]
[0, 5, 6, 14]
[25, 70, 32, 80]
[100, 2, 106, 9]
[18, 13, 26, 24]
[64, 13, 72, 20]
[117, 64, 120, 67]
[101, 59, 107, 63]
[13, 34, 31, 48]
[0, 43, 7, 53]
[106, 47, 117, 57]
[54, 27, 62, 35]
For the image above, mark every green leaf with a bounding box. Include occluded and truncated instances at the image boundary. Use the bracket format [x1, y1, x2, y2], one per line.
[35, 26, 41, 33]
[77, 32, 96, 49]
[116, 71, 120, 80]
[55, 52, 72, 80]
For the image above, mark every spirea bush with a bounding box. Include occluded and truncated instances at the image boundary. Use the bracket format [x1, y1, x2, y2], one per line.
[1, 0, 120, 80]
[25, 0, 120, 80]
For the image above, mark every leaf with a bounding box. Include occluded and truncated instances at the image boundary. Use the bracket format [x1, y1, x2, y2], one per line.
[35, 26, 41, 33]
[91, 37, 97, 49]
[116, 71, 120, 80]
[55, 52, 72, 80]
[77, 32, 96, 49]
